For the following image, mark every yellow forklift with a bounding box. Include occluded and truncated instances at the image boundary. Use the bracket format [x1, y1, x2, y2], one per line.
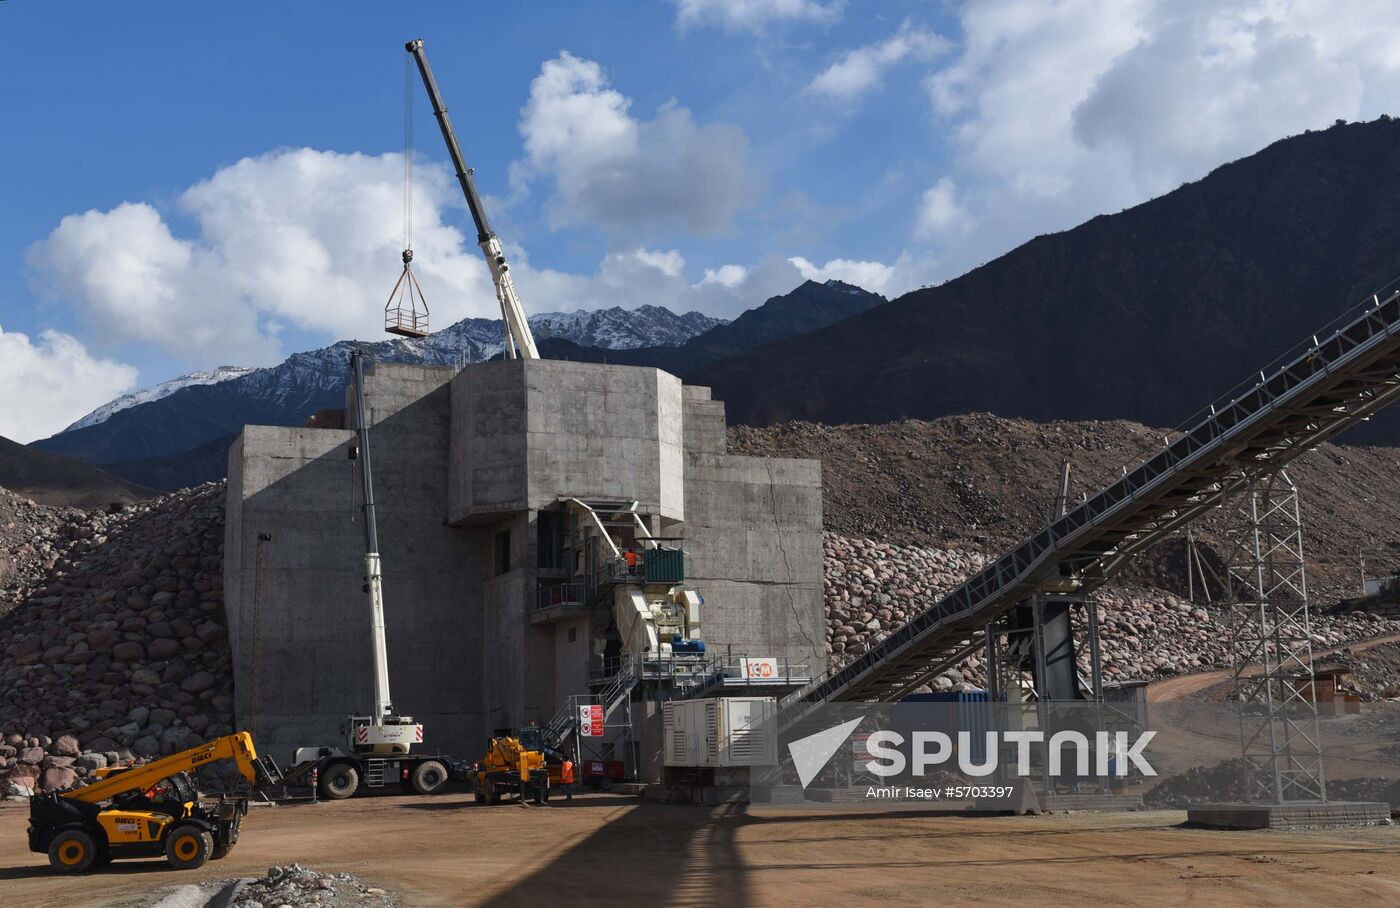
[472, 727, 562, 805]
[27, 731, 282, 873]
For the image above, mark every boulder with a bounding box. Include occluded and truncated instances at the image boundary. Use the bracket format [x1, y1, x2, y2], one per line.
[180, 671, 216, 694]
[112, 641, 145, 661]
[39, 766, 78, 791]
[147, 638, 181, 660]
[50, 734, 81, 757]
[17, 746, 44, 765]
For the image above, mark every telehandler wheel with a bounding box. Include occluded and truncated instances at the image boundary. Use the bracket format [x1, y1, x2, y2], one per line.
[474, 788, 486, 804]
[212, 841, 234, 860]
[319, 763, 360, 800]
[165, 824, 213, 870]
[411, 760, 448, 795]
[48, 828, 98, 874]
[487, 783, 502, 805]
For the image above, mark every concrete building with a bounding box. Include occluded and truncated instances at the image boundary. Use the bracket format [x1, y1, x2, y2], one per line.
[224, 359, 823, 773]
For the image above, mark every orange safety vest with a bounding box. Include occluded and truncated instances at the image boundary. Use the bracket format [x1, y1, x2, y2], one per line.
[561, 760, 575, 784]
[624, 551, 638, 567]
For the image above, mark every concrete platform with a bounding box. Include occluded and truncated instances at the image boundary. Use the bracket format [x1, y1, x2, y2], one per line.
[1187, 801, 1392, 829]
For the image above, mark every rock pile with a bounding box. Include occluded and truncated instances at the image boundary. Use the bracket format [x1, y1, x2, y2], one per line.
[227, 865, 396, 908]
[822, 533, 1400, 684]
[1143, 758, 1249, 807]
[0, 486, 113, 615]
[0, 484, 232, 794]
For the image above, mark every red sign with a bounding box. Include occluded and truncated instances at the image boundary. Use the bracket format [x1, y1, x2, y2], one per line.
[579, 704, 604, 737]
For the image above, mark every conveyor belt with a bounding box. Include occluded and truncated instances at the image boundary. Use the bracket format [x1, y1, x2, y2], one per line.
[785, 290, 1400, 711]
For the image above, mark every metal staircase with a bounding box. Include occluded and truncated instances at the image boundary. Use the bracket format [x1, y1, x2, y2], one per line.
[783, 289, 1400, 720]
[544, 658, 640, 748]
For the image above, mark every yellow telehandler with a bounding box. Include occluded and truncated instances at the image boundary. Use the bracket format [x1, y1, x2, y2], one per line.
[27, 731, 282, 873]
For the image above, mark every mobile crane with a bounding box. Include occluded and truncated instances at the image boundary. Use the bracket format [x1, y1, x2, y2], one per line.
[27, 732, 282, 874]
[283, 350, 469, 799]
[405, 37, 540, 360]
[287, 39, 541, 800]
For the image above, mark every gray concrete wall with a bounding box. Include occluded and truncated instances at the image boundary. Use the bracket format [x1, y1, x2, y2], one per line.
[681, 451, 825, 672]
[225, 365, 483, 761]
[449, 361, 685, 525]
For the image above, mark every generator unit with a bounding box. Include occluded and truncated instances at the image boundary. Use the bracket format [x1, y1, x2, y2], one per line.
[663, 697, 777, 768]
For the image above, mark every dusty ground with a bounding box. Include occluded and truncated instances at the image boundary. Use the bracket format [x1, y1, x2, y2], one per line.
[2, 794, 1399, 907]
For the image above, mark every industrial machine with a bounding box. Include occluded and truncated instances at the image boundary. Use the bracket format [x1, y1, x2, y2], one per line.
[27, 732, 282, 874]
[472, 727, 560, 805]
[405, 37, 539, 360]
[282, 350, 470, 800]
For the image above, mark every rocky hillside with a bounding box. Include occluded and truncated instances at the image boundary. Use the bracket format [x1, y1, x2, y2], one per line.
[823, 533, 1400, 686]
[730, 415, 1400, 600]
[0, 436, 154, 509]
[698, 117, 1400, 445]
[0, 485, 231, 796]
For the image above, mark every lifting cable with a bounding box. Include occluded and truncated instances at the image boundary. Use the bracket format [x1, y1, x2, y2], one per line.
[383, 53, 430, 338]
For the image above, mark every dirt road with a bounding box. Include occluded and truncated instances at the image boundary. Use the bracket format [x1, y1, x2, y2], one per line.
[1147, 632, 1400, 702]
[2, 794, 1398, 907]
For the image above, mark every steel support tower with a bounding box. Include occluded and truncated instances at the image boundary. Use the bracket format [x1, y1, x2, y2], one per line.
[1223, 470, 1326, 803]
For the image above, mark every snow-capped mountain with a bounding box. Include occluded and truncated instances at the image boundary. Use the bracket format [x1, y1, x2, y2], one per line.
[65, 307, 724, 432]
[34, 283, 875, 490]
[65, 366, 257, 432]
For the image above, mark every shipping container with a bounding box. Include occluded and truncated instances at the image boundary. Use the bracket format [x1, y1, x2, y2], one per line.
[663, 697, 777, 767]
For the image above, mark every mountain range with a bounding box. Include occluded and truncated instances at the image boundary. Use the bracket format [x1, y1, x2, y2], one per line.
[35, 284, 881, 489]
[695, 118, 1400, 443]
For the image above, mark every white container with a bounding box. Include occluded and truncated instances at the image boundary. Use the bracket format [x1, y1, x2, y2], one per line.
[663, 697, 777, 767]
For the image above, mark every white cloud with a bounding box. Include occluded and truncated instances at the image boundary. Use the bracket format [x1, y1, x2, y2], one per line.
[631, 248, 686, 278]
[517, 52, 751, 236]
[699, 264, 749, 288]
[913, 0, 1400, 281]
[808, 19, 950, 102]
[30, 149, 493, 366]
[915, 178, 966, 239]
[789, 255, 895, 294]
[675, 0, 842, 32]
[0, 324, 137, 443]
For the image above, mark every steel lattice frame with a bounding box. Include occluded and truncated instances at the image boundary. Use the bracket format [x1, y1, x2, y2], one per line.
[1222, 470, 1326, 803]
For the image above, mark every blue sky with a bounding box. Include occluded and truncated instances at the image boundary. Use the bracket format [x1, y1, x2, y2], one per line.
[3, 0, 1398, 441]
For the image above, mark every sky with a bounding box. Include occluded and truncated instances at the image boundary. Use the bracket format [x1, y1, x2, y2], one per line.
[4, 0, 1400, 442]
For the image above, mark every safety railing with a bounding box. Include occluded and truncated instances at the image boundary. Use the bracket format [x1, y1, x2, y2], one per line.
[536, 582, 586, 611]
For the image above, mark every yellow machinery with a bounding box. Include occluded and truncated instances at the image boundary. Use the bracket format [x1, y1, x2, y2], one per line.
[27, 731, 282, 874]
[472, 727, 558, 804]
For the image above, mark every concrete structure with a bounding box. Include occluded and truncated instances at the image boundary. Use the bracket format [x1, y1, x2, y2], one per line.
[225, 359, 823, 770]
[1187, 801, 1391, 829]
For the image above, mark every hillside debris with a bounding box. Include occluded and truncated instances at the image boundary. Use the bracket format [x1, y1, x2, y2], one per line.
[0, 484, 232, 793]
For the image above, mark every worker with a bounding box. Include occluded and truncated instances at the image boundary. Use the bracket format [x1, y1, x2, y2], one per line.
[560, 757, 575, 801]
[624, 548, 638, 575]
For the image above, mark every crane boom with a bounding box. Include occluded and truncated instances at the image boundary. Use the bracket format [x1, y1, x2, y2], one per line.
[68, 733, 281, 803]
[351, 350, 393, 721]
[405, 38, 539, 360]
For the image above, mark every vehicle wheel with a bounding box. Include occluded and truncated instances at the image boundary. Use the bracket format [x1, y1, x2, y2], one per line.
[474, 788, 486, 804]
[212, 841, 233, 860]
[319, 763, 360, 800]
[487, 783, 502, 805]
[48, 828, 98, 874]
[164, 825, 213, 870]
[410, 760, 448, 795]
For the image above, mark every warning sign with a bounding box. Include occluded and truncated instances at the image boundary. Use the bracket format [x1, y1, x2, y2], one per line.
[579, 704, 604, 737]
